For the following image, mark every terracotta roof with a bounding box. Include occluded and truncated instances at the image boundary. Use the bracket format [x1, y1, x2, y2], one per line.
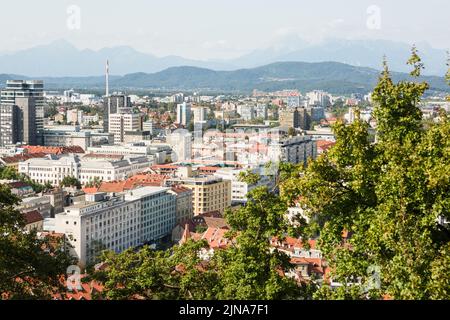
[23, 210, 44, 224]
[201, 227, 231, 249]
[53, 275, 104, 300]
[170, 185, 192, 194]
[203, 217, 229, 229]
[1, 152, 47, 164]
[23, 145, 85, 155]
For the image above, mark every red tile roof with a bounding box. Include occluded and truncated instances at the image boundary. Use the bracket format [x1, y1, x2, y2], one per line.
[23, 210, 44, 224]
[1, 152, 47, 164]
[23, 145, 85, 155]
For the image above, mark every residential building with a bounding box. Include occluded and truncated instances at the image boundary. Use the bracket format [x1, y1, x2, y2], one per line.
[166, 129, 192, 162]
[166, 176, 231, 216]
[168, 186, 194, 224]
[214, 167, 274, 204]
[23, 210, 44, 232]
[268, 136, 317, 165]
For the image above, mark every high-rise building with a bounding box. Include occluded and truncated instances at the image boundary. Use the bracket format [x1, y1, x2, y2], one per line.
[109, 112, 142, 144]
[279, 108, 300, 129]
[176, 102, 191, 126]
[0, 80, 44, 146]
[103, 94, 132, 132]
[192, 106, 207, 124]
[166, 129, 192, 162]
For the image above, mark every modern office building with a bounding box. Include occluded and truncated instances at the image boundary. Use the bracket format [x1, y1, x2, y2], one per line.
[108, 112, 142, 144]
[54, 187, 176, 266]
[176, 102, 191, 126]
[103, 94, 132, 132]
[0, 80, 44, 146]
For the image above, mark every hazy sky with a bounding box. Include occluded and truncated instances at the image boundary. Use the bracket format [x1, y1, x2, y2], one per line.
[1, 0, 449, 59]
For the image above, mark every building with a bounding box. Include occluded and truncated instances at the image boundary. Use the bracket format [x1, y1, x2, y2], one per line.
[176, 102, 191, 126]
[102, 94, 131, 132]
[166, 129, 192, 162]
[237, 105, 256, 121]
[143, 120, 162, 136]
[166, 176, 231, 216]
[255, 104, 268, 120]
[0, 80, 44, 146]
[18, 196, 52, 219]
[54, 187, 176, 266]
[213, 167, 274, 204]
[108, 112, 142, 144]
[268, 136, 317, 165]
[23, 210, 44, 232]
[168, 186, 194, 224]
[18, 154, 151, 186]
[279, 108, 299, 129]
[193, 106, 207, 123]
[307, 90, 332, 107]
[124, 186, 176, 244]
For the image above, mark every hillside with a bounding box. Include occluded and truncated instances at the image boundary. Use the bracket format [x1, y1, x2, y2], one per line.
[1, 61, 447, 95]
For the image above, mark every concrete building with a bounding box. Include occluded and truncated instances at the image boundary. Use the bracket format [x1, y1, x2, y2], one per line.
[54, 187, 176, 266]
[0, 80, 44, 146]
[268, 136, 317, 165]
[103, 94, 132, 132]
[166, 129, 192, 162]
[213, 167, 274, 204]
[109, 113, 142, 144]
[176, 102, 191, 126]
[18, 196, 52, 219]
[166, 176, 231, 216]
[168, 186, 194, 224]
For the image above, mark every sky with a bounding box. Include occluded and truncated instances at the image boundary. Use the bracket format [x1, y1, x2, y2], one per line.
[1, 0, 449, 60]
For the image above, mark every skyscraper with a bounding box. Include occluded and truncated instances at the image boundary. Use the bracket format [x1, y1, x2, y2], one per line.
[0, 80, 43, 146]
[176, 102, 191, 127]
[103, 93, 132, 132]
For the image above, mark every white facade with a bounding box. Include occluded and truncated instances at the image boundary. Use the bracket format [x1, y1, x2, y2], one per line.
[167, 129, 192, 162]
[109, 113, 142, 144]
[176, 102, 191, 126]
[54, 187, 176, 266]
[18, 154, 151, 186]
[268, 136, 317, 165]
[214, 167, 275, 204]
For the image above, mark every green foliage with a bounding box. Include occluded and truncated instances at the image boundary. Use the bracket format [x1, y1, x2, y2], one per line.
[282, 49, 450, 299]
[60, 176, 81, 189]
[0, 166, 51, 193]
[94, 240, 218, 300]
[0, 185, 76, 299]
[85, 177, 103, 188]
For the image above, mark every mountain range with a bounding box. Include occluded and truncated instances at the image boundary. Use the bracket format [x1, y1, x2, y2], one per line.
[1, 61, 447, 95]
[0, 38, 448, 77]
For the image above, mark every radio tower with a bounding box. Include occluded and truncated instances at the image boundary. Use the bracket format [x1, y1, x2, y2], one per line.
[105, 59, 110, 97]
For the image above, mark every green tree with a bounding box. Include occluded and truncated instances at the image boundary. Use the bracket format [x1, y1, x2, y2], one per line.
[0, 185, 76, 299]
[94, 240, 218, 300]
[282, 49, 450, 299]
[60, 176, 81, 189]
